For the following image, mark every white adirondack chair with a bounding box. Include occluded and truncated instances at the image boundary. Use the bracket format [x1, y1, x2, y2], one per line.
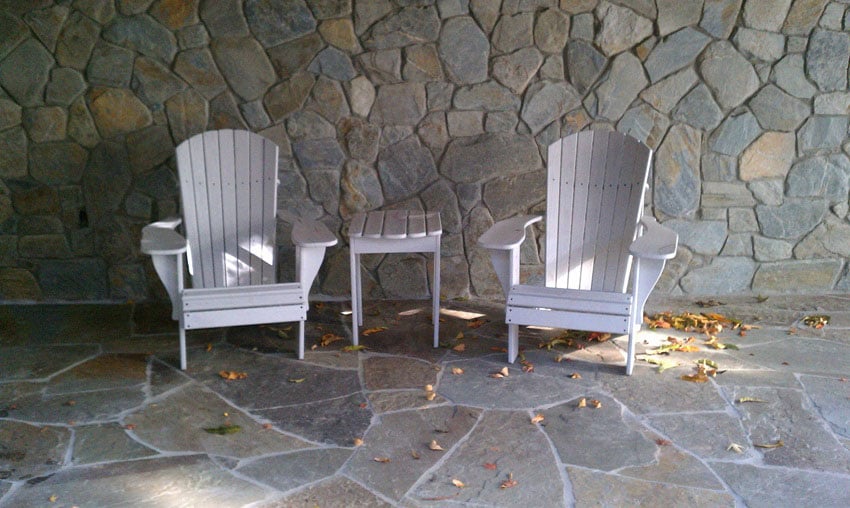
[140, 129, 337, 370]
[478, 130, 678, 375]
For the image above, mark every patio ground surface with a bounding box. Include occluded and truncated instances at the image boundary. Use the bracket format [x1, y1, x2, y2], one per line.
[2, 294, 850, 507]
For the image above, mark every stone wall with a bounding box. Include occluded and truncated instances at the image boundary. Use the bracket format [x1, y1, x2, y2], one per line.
[1, 0, 849, 301]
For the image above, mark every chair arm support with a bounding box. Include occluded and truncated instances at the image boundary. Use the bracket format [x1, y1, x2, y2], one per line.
[629, 217, 678, 260]
[292, 218, 338, 248]
[478, 215, 542, 250]
[478, 215, 541, 297]
[141, 218, 188, 255]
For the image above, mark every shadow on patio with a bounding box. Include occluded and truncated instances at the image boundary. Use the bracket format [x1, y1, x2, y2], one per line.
[2, 294, 850, 506]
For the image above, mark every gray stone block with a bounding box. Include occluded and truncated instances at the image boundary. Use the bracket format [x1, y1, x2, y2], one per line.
[774, 53, 818, 99]
[664, 220, 728, 256]
[521, 81, 581, 133]
[655, 124, 701, 218]
[680, 257, 756, 293]
[365, 5, 440, 50]
[0, 127, 28, 179]
[709, 111, 762, 156]
[211, 37, 276, 102]
[806, 29, 850, 91]
[103, 14, 178, 64]
[441, 133, 541, 184]
[798, 115, 849, 151]
[595, 2, 653, 56]
[644, 27, 711, 83]
[244, 0, 316, 47]
[377, 136, 437, 201]
[0, 38, 54, 107]
[700, 40, 759, 109]
[673, 84, 723, 130]
[39, 258, 109, 300]
[753, 259, 842, 292]
[734, 27, 785, 61]
[454, 81, 518, 112]
[700, 0, 743, 38]
[439, 16, 489, 85]
[750, 85, 810, 131]
[756, 200, 828, 239]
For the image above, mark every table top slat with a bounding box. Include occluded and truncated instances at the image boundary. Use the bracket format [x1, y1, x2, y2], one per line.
[426, 212, 442, 236]
[363, 211, 385, 238]
[383, 210, 409, 238]
[407, 213, 426, 238]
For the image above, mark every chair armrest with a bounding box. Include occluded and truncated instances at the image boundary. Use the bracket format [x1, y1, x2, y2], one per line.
[292, 218, 338, 248]
[629, 217, 678, 260]
[478, 215, 542, 250]
[141, 218, 187, 255]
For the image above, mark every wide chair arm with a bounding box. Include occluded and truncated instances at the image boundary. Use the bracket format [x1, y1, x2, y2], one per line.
[141, 217, 188, 320]
[290, 218, 338, 299]
[629, 217, 678, 260]
[478, 215, 542, 297]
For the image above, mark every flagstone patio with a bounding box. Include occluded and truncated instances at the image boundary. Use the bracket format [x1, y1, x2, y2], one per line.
[2, 294, 850, 507]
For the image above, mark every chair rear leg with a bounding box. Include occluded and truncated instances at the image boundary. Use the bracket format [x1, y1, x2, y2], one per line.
[508, 323, 519, 363]
[298, 320, 305, 359]
[179, 326, 187, 371]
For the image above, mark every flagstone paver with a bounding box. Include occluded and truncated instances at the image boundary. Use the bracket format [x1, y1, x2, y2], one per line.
[3, 297, 850, 506]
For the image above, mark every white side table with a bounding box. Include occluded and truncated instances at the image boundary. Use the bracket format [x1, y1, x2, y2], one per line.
[349, 210, 442, 346]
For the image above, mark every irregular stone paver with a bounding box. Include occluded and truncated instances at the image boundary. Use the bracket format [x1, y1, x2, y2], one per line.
[0, 345, 99, 380]
[711, 462, 850, 507]
[568, 467, 735, 507]
[367, 390, 447, 413]
[3, 455, 271, 507]
[603, 367, 729, 414]
[544, 395, 657, 471]
[619, 440, 725, 490]
[257, 393, 372, 446]
[45, 353, 148, 394]
[438, 358, 581, 409]
[740, 338, 850, 376]
[13, 386, 145, 425]
[411, 410, 565, 505]
[0, 420, 70, 480]
[363, 356, 437, 390]
[126, 384, 310, 457]
[237, 448, 353, 492]
[724, 385, 850, 473]
[189, 346, 361, 409]
[346, 405, 481, 501]
[648, 412, 753, 461]
[72, 423, 158, 465]
[270, 475, 393, 507]
[800, 374, 850, 438]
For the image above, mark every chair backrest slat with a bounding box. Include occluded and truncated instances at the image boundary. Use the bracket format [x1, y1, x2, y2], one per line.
[545, 131, 652, 293]
[177, 130, 279, 289]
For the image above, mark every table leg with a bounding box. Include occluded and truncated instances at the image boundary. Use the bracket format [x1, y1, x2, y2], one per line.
[350, 244, 359, 345]
[432, 238, 440, 348]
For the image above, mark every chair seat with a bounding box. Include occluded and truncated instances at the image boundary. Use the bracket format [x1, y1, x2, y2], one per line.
[506, 285, 633, 334]
[183, 283, 305, 330]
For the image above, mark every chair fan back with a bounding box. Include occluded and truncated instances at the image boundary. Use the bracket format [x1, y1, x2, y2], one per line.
[544, 130, 652, 293]
[175, 129, 279, 289]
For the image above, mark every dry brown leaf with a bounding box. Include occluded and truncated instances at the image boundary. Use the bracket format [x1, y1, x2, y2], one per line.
[206, 343, 213, 352]
[429, 439, 445, 451]
[754, 440, 784, 449]
[577, 397, 587, 408]
[362, 327, 387, 336]
[483, 462, 497, 470]
[500, 473, 518, 489]
[48, 495, 58, 502]
[425, 384, 434, 392]
[590, 399, 602, 409]
[451, 367, 464, 375]
[680, 372, 709, 383]
[64, 400, 76, 407]
[455, 332, 464, 340]
[736, 397, 768, 404]
[570, 372, 582, 379]
[320, 333, 344, 346]
[530, 414, 544, 424]
[373, 457, 391, 463]
[124, 423, 137, 430]
[288, 377, 306, 383]
[452, 343, 466, 352]
[655, 438, 672, 446]
[262, 423, 273, 430]
[491, 346, 508, 353]
[353, 438, 364, 447]
[411, 450, 420, 459]
[451, 479, 466, 488]
[425, 391, 437, 401]
[500, 366, 509, 377]
[219, 370, 248, 380]
[727, 443, 745, 453]
[467, 318, 486, 328]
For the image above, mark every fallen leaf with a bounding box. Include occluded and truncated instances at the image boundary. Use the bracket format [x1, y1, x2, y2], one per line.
[362, 326, 387, 336]
[500, 366, 509, 377]
[590, 399, 602, 409]
[203, 424, 241, 435]
[736, 397, 768, 404]
[64, 400, 76, 407]
[341, 345, 368, 352]
[727, 443, 745, 453]
[353, 438, 364, 447]
[756, 295, 769, 303]
[206, 343, 213, 352]
[754, 440, 784, 449]
[48, 495, 58, 502]
[521, 360, 534, 373]
[429, 439, 445, 451]
[587, 332, 612, 342]
[467, 318, 486, 328]
[802, 315, 830, 329]
[124, 423, 136, 430]
[425, 384, 434, 392]
[288, 377, 306, 383]
[655, 438, 672, 446]
[218, 371, 247, 381]
[531, 414, 544, 424]
[452, 343, 466, 352]
[639, 355, 678, 372]
[425, 391, 437, 401]
[483, 462, 497, 470]
[373, 457, 391, 463]
[411, 450, 420, 459]
[451, 367, 464, 375]
[455, 332, 464, 340]
[696, 299, 724, 307]
[320, 333, 344, 346]
[500, 473, 518, 489]
[695, 359, 719, 369]
[577, 397, 587, 408]
[569, 372, 582, 379]
[491, 346, 508, 353]
[452, 479, 466, 488]
[680, 372, 709, 383]
[262, 423, 273, 430]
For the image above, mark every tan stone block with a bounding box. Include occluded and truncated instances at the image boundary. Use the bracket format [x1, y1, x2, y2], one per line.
[740, 132, 795, 181]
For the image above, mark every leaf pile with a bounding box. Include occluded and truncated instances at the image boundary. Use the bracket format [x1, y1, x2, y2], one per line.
[802, 315, 829, 329]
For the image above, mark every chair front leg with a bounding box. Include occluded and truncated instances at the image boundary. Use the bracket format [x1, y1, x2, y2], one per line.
[487, 247, 521, 298]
